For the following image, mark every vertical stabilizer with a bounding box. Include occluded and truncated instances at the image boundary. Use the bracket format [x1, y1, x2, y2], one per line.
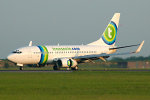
[88, 13, 120, 46]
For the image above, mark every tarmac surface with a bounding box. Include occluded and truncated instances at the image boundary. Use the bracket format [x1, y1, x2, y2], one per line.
[0, 70, 150, 72]
[0, 70, 73, 73]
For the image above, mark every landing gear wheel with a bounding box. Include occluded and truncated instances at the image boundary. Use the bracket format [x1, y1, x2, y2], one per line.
[71, 66, 78, 70]
[19, 66, 23, 70]
[53, 65, 60, 70]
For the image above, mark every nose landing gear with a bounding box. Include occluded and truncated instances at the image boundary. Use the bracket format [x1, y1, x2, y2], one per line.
[19, 66, 23, 70]
[17, 63, 23, 70]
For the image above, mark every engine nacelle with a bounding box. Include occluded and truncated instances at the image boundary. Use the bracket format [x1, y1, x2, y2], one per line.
[56, 59, 77, 68]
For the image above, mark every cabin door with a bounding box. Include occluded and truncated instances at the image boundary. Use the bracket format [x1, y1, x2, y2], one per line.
[28, 50, 32, 58]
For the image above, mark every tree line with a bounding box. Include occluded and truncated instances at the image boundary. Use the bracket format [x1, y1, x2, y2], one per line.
[109, 55, 150, 62]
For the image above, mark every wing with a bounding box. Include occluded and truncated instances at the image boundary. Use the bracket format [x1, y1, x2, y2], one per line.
[73, 41, 145, 62]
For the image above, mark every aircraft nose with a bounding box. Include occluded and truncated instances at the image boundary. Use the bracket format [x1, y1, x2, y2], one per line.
[7, 54, 15, 62]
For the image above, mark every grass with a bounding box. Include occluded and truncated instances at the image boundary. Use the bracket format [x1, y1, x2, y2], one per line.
[0, 71, 150, 100]
[1, 64, 150, 71]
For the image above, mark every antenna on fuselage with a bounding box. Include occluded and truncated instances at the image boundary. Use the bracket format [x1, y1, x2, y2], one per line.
[29, 41, 32, 46]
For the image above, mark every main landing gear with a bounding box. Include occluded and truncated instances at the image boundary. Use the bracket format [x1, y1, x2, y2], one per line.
[53, 65, 60, 70]
[71, 66, 78, 70]
[53, 65, 78, 70]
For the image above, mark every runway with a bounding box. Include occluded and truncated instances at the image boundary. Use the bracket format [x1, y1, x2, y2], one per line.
[0, 70, 73, 73]
[0, 69, 150, 72]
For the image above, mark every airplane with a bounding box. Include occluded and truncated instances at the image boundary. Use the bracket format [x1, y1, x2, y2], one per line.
[7, 13, 144, 70]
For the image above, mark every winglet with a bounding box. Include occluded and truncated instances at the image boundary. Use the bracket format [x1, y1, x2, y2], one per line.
[133, 41, 144, 53]
[29, 41, 32, 46]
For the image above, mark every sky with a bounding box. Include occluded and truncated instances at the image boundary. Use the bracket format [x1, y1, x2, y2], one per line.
[0, 0, 149, 59]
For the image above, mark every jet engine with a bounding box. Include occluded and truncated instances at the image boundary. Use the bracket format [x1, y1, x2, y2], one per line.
[56, 58, 77, 68]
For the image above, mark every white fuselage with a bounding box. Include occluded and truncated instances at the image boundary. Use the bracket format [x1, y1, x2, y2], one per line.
[7, 45, 116, 65]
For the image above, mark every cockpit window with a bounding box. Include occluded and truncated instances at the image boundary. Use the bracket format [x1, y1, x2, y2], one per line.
[12, 50, 22, 54]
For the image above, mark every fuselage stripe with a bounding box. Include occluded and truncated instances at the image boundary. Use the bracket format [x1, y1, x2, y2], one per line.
[37, 46, 49, 64]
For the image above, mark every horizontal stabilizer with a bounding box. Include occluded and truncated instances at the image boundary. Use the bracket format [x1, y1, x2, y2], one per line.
[132, 41, 144, 53]
[109, 44, 140, 50]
